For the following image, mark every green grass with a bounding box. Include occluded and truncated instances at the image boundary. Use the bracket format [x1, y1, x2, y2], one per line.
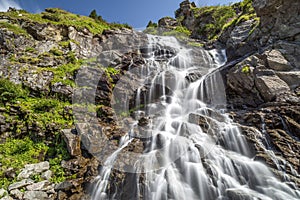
[0, 137, 49, 189]
[0, 21, 29, 37]
[44, 60, 83, 86]
[0, 8, 131, 35]
[0, 79, 74, 188]
[162, 26, 191, 40]
[0, 78, 29, 105]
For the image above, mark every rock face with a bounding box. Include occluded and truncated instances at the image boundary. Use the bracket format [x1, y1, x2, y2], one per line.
[1, 0, 300, 199]
[221, 0, 300, 188]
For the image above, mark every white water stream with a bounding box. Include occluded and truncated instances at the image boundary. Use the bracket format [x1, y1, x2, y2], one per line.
[91, 35, 300, 200]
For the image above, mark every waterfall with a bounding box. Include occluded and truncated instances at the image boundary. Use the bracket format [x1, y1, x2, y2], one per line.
[91, 35, 300, 200]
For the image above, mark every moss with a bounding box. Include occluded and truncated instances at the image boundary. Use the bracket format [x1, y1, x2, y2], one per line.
[187, 41, 204, 47]
[18, 55, 41, 64]
[241, 65, 250, 73]
[59, 40, 71, 49]
[0, 21, 29, 37]
[49, 47, 63, 56]
[25, 47, 37, 53]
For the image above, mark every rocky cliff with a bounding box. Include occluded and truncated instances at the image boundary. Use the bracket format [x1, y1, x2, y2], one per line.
[0, 0, 299, 199]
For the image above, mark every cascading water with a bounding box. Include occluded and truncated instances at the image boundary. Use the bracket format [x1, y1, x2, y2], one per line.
[91, 35, 300, 200]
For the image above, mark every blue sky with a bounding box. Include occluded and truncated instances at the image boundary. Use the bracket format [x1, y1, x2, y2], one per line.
[0, 0, 241, 28]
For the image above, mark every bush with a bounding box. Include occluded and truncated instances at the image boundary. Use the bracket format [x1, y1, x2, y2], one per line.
[0, 78, 28, 105]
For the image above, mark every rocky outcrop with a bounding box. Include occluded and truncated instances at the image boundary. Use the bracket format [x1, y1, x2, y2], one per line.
[221, 0, 300, 188]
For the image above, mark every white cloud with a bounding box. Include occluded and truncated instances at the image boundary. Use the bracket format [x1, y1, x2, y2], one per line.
[0, 0, 22, 12]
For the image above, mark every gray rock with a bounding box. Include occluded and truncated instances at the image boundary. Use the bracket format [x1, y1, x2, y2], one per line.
[9, 189, 23, 199]
[8, 179, 34, 191]
[0, 114, 5, 125]
[41, 170, 52, 181]
[276, 71, 300, 89]
[62, 129, 81, 156]
[23, 191, 48, 200]
[51, 82, 73, 99]
[17, 162, 50, 180]
[26, 180, 53, 191]
[254, 69, 290, 102]
[265, 49, 293, 71]
[158, 17, 178, 28]
[0, 189, 8, 198]
[0, 196, 13, 200]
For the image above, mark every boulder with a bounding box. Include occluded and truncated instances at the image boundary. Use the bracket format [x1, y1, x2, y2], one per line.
[26, 180, 54, 191]
[17, 162, 50, 180]
[62, 129, 81, 156]
[264, 49, 293, 71]
[23, 191, 48, 200]
[8, 179, 34, 191]
[158, 17, 178, 28]
[276, 71, 300, 89]
[254, 69, 290, 102]
[9, 189, 23, 199]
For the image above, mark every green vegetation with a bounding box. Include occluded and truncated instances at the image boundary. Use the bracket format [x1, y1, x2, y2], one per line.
[241, 65, 250, 73]
[146, 20, 158, 28]
[0, 79, 73, 189]
[0, 7, 131, 36]
[193, 5, 236, 40]
[44, 60, 83, 86]
[49, 47, 63, 56]
[162, 26, 191, 41]
[0, 78, 28, 105]
[0, 137, 49, 189]
[0, 21, 29, 37]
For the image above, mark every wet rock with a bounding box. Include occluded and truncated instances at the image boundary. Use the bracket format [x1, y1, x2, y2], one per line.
[23, 191, 48, 200]
[62, 129, 81, 156]
[17, 162, 50, 180]
[8, 179, 34, 191]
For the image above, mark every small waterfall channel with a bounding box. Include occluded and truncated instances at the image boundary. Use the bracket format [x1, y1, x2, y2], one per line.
[91, 35, 300, 200]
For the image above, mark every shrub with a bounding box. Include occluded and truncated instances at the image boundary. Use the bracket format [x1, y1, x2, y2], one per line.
[0, 78, 28, 105]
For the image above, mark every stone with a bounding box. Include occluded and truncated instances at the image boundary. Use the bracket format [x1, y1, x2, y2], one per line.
[54, 181, 73, 191]
[0, 189, 8, 198]
[265, 49, 293, 71]
[8, 179, 34, 191]
[62, 129, 81, 156]
[23, 191, 48, 200]
[26, 180, 53, 191]
[0, 196, 13, 200]
[276, 71, 300, 89]
[9, 189, 23, 199]
[158, 17, 178, 28]
[51, 82, 73, 99]
[254, 70, 291, 102]
[41, 170, 52, 180]
[17, 162, 50, 180]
